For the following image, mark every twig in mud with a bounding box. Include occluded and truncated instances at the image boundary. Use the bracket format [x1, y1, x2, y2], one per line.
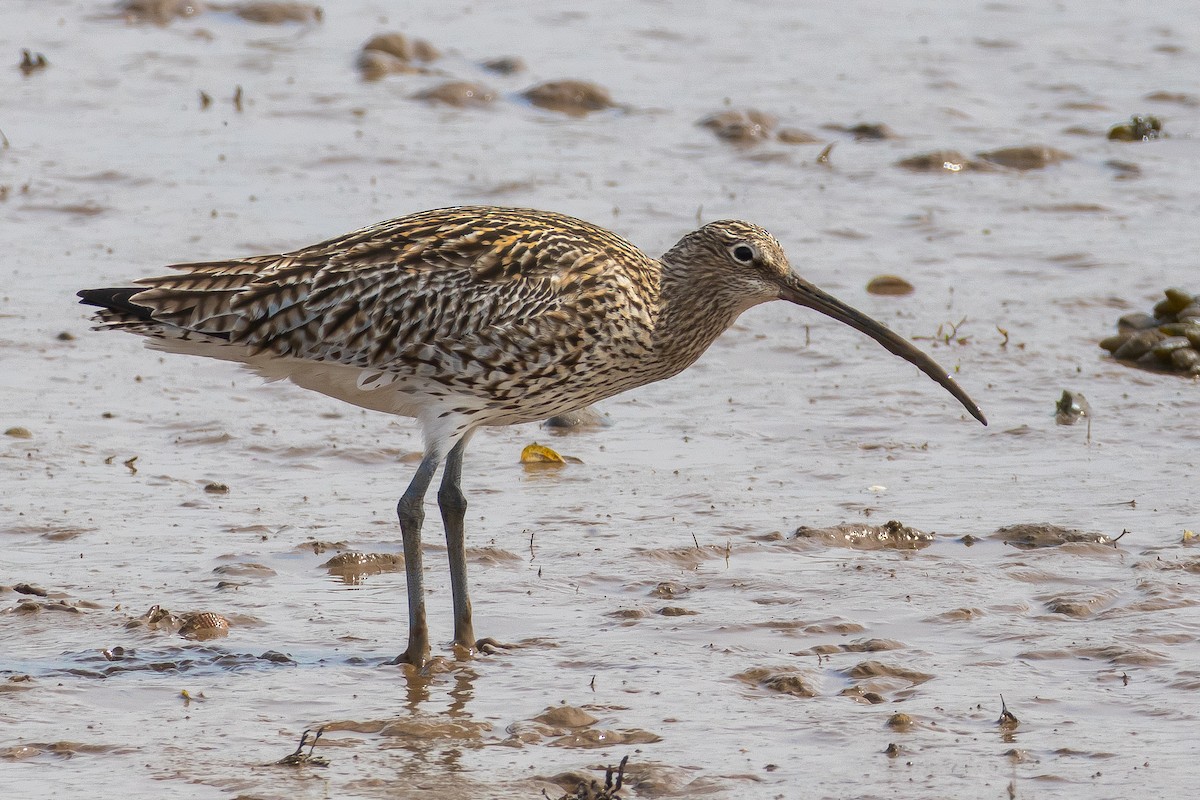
[914, 316, 972, 346]
[691, 532, 700, 551]
[275, 727, 329, 767]
[996, 326, 1009, 348]
[545, 755, 629, 800]
[997, 695, 1019, 729]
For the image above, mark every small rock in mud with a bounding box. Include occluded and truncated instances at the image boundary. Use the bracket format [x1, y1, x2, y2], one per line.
[895, 150, 992, 173]
[19, 50, 48, 76]
[204, 481, 229, 494]
[4, 426, 33, 439]
[735, 666, 817, 698]
[522, 80, 614, 116]
[543, 406, 607, 430]
[481, 56, 524, 75]
[119, 0, 206, 24]
[412, 81, 495, 107]
[657, 606, 697, 617]
[826, 122, 898, 140]
[976, 145, 1072, 170]
[792, 520, 934, 550]
[12, 583, 49, 597]
[992, 523, 1117, 549]
[232, 2, 322, 24]
[698, 109, 776, 144]
[1099, 288, 1200, 376]
[1107, 114, 1164, 141]
[887, 712, 915, 730]
[179, 611, 230, 640]
[866, 275, 914, 296]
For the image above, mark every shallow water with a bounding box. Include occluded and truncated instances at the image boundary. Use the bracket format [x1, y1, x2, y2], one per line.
[3, 1, 1199, 798]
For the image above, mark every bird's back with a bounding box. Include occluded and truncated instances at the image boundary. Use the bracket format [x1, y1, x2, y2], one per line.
[83, 207, 668, 425]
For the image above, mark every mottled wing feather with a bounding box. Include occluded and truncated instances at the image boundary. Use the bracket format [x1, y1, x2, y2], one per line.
[125, 207, 657, 382]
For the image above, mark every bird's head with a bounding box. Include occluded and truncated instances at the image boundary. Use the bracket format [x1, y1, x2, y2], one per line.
[661, 220, 987, 426]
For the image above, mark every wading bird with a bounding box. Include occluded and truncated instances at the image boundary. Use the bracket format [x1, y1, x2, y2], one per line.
[79, 206, 986, 666]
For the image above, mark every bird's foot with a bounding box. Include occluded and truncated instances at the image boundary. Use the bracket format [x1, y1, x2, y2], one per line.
[475, 637, 515, 655]
[387, 643, 432, 668]
[449, 637, 515, 659]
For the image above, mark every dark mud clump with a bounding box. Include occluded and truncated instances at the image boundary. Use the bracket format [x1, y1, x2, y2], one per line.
[792, 520, 934, 550]
[412, 81, 496, 108]
[824, 122, 898, 140]
[232, 2, 323, 24]
[118, 1, 322, 25]
[735, 665, 817, 698]
[1108, 114, 1164, 141]
[522, 80, 614, 116]
[481, 56, 524, 75]
[896, 145, 1070, 172]
[698, 109, 776, 144]
[322, 551, 404, 582]
[698, 109, 820, 146]
[866, 275, 915, 296]
[358, 32, 440, 80]
[125, 605, 230, 639]
[976, 145, 1072, 170]
[895, 150, 994, 173]
[991, 523, 1119, 549]
[119, 0, 206, 25]
[1099, 288, 1200, 376]
[507, 706, 659, 749]
[19, 50, 48, 76]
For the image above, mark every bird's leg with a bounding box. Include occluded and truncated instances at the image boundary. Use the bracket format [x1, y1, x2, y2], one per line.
[438, 438, 477, 654]
[389, 451, 440, 667]
[439, 437, 513, 658]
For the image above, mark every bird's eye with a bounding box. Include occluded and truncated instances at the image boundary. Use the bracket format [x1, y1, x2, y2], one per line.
[731, 244, 756, 264]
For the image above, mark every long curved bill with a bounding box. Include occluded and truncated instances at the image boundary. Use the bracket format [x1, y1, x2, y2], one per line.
[780, 274, 987, 425]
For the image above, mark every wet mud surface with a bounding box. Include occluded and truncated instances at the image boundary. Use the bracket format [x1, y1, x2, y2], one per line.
[3, 1, 1199, 798]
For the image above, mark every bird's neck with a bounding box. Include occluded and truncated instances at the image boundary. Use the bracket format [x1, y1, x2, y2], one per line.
[649, 259, 746, 378]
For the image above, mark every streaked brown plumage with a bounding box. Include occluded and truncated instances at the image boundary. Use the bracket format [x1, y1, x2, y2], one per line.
[79, 205, 985, 667]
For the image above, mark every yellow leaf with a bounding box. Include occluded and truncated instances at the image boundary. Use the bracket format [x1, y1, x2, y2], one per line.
[521, 443, 565, 464]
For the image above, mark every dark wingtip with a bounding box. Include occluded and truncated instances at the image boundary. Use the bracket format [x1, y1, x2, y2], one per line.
[77, 287, 152, 321]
